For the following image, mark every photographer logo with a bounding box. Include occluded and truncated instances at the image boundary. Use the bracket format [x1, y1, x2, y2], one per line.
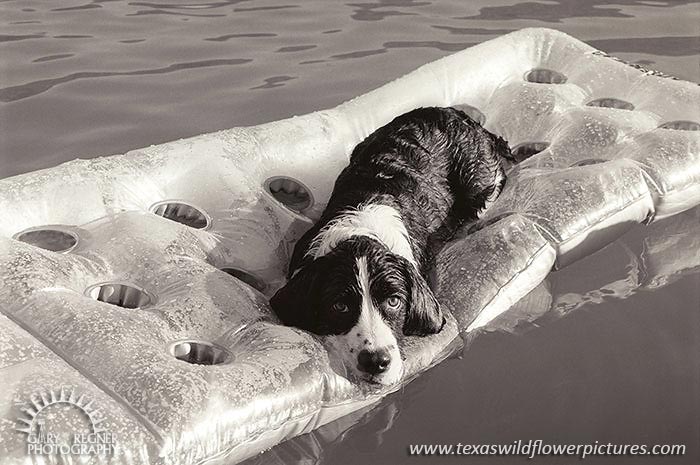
[16, 387, 117, 456]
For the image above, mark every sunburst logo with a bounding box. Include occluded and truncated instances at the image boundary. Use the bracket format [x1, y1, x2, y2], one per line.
[16, 387, 117, 456]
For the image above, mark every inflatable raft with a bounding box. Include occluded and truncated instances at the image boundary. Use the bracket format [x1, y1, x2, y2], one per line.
[1, 28, 698, 464]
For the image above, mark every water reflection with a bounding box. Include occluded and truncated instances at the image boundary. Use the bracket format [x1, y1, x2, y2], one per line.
[431, 25, 515, 35]
[0, 33, 45, 42]
[129, 0, 253, 12]
[346, 0, 430, 22]
[205, 33, 277, 41]
[587, 36, 700, 57]
[32, 54, 75, 63]
[251, 75, 296, 89]
[52, 3, 104, 12]
[460, 0, 634, 22]
[329, 39, 475, 61]
[0, 58, 253, 102]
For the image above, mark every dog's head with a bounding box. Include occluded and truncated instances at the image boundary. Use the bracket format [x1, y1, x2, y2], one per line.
[270, 236, 444, 386]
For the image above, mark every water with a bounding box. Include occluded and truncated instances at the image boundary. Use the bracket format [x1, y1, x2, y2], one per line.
[1, 0, 698, 178]
[1, 1, 699, 464]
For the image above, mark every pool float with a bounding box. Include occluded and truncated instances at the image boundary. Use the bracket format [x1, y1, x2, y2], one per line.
[0, 28, 698, 464]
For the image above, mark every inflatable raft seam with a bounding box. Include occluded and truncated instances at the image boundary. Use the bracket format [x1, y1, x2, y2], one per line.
[466, 237, 553, 332]
[555, 191, 653, 242]
[524, 183, 654, 250]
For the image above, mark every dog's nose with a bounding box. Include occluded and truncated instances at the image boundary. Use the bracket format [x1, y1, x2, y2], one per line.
[357, 349, 391, 375]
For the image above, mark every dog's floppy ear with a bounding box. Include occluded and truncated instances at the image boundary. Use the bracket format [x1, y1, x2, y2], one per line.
[401, 262, 445, 336]
[270, 259, 325, 332]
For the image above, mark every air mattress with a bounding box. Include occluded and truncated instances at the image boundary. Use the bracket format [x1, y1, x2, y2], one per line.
[1, 28, 698, 464]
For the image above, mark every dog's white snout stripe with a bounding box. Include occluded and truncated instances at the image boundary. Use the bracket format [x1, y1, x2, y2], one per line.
[352, 257, 403, 383]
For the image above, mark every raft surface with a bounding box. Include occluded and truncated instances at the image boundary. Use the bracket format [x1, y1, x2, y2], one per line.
[1, 28, 698, 465]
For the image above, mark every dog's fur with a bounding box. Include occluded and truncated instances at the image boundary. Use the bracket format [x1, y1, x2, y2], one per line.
[271, 107, 510, 385]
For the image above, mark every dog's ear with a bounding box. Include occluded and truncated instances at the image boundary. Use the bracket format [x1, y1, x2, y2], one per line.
[270, 258, 325, 331]
[401, 262, 445, 336]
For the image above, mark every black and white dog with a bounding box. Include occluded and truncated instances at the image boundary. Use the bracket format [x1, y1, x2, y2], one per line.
[271, 107, 510, 385]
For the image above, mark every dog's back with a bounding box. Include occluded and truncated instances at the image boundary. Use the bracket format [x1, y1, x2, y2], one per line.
[290, 107, 510, 275]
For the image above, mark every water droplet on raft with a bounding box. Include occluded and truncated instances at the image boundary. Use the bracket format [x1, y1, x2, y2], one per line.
[265, 176, 313, 213]
[150, 201, 209, 229]
[15, 228, 78, 253]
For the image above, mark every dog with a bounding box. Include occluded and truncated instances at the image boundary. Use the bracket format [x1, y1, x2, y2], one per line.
[270, 107, 510, 386]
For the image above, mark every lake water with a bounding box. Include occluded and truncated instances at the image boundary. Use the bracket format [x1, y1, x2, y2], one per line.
[1, 1, 698, 464]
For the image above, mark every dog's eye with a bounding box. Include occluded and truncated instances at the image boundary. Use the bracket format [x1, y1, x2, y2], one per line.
[385, 296, 401, 309]
[332, 302, 349, 313]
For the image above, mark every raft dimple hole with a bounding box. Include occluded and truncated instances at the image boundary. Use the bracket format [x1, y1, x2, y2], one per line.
[169, 340, 231, 365]
[150, 201, 210, 229]
[221, 267, 267, 293]
[524, 68, 567, 84]
[586, 98, 635, 110]
[86, 283, 152, 309]
[14, 228, 78, 253]
[658, 120, 700, 131]
[512, 142, 550, 162]
[265, 176, 313, 213]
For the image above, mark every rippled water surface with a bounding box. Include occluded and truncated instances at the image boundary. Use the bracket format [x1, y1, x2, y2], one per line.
[1, 1, 699, 464]
[1, 0, 699, 177]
